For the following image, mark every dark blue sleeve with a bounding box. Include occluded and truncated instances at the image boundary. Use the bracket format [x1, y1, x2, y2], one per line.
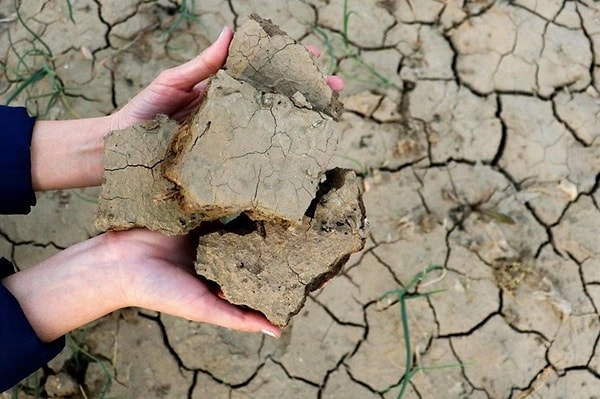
[0, 260, 65, 392]
[0, 105, 37, 214]
[0, 107, 64, 392]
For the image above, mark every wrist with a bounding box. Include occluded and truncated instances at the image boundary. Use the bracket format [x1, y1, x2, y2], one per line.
[1, 235, 126, 342]
[31, 115, 115, 191]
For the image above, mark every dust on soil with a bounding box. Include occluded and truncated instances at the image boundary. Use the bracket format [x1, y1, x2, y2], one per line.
[2, 0, 600, 398]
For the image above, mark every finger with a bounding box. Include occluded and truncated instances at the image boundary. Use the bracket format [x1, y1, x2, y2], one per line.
[157, 27, 234, 91]
[170, 82, 209, 122]
[186, 288, 281, 338]
[326, 75, 345, 92]
[304, 45, 321, 58]
[131, 261, 281, 338]
[115, 229, 190, 252]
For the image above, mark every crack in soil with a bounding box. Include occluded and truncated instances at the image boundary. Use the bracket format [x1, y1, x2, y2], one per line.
[3, 0, 600, 396]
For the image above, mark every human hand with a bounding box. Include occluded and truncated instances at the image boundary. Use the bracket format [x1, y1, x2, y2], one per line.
[107, 229, 280, 337]
[2, 229, 280, 342]
[111, 27, 344, 130]
[29, 26, 344, 191]
[112, 28, 233, 129]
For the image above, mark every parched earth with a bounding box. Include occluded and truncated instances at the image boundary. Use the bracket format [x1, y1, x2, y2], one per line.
[1, 0, 600, 398]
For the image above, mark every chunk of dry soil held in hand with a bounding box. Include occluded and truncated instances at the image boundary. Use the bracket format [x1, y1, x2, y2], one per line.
[95, 15, 366, 327]
[96, 115, 202, 235]
[164, 15, 342, 225]
[164, 70, 340, 224]
[225, 14, 342, 118]
[196, 169, 367, 327]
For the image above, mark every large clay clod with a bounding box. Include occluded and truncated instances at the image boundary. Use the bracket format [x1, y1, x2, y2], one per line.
[163, 14, 343, 225]
[163, 70, 339, 224]
[95, 115, 203, 235]
[196, 169, 366, 327]
[225, 14, 343, 119]
[95, 15, 367, 327]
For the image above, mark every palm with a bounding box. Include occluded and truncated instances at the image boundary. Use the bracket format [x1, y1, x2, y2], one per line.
[107, 229, 274, 334]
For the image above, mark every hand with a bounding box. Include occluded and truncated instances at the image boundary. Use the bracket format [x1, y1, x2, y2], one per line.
[111, 28, 345, 129]
[2, 229, 280, 342]
[30, 27, 344, 191]
[107, 229, 280, 336]
[112, 27, 233, 128]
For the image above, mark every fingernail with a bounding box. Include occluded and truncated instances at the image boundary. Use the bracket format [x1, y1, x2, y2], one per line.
[217, 26, 228, 40]
[262, 329, 278, 339]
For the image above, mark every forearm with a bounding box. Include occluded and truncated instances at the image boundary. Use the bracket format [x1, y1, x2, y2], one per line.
[30, 115, 116, 191]
[1, 236, 123, 342]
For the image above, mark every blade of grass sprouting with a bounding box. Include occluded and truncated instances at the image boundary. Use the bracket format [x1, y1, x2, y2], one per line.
[65, 0, 75, 23]
[342, 0, 358, 51]
[164, 0, 200, 37]
[342, 0, 350, 49]
[405, 289, 447, 300]
[340, 0, 392, 87]
[44, 91, 60, 114]
[381, 265, 444, 300]
[377, 265, 444, 399]
[7, 29, 33, 76]
[13, 0, 53, 56]
[352, 55, 390, 85]
[418, 360, 474, 373]
[6, 68, 47, 105]
[66, 335, 113, 398]
[22, 89, 64, 115]
[397, 296, 412, 399]
[165, 0, 186, 35]
[312, 25, 337, 75]
[480, 209, 516, 225]
[13, 48, 48, 74]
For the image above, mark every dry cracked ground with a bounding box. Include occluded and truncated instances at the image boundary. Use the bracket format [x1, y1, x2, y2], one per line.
[2, 0, 600, 398]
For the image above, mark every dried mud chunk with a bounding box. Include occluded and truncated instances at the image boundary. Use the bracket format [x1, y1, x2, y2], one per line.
[226, 14, 342, 119]
[95, 115, 200, 235]
[195, 169, 367, 327]
[164, 70, 340, 224]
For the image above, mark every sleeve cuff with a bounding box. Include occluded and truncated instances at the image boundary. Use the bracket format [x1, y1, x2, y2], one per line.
[0, 277, 65, 392]
[0, 106, 37, 214]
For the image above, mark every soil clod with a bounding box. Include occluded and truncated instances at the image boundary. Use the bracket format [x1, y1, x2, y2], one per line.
[95, 15, 366, 327]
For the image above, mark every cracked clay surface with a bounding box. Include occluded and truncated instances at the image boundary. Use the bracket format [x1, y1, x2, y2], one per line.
[3, 0, 600, 398]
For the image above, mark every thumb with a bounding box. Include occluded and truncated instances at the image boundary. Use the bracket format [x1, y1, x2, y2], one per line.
[163, 27, 234, 91]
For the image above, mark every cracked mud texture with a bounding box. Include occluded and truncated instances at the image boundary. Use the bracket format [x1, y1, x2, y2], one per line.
[164, 69, 339, 224]
[196, 168, 366, 327]
[226, 14, 343, 119]
[95, 115, 202, 234]
[4, 0, 600, 398]
[165, 15, 341, 224]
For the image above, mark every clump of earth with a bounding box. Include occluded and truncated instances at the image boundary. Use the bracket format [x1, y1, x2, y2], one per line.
[95, 14, 367, 327]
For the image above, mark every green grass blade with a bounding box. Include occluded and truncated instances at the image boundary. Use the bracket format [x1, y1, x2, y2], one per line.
[397, 296, 412, 399]
[342, 0, 358, 51]
[13, 0, 53, 56]
[311, 25, 337, 75]
[66, 334, 114, 398]
[352, 55, 391, 86]
[65, 0, 75, 23]
[6, 68, 47, 105]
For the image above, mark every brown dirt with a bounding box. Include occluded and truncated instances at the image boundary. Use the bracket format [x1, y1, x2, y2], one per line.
[2, 0, 600, 398]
